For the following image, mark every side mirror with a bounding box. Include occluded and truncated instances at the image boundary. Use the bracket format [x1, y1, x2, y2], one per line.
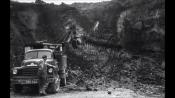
[53, 51, 60, 59]
[72, 39, 79, 49]
[53, 52, 56, 59]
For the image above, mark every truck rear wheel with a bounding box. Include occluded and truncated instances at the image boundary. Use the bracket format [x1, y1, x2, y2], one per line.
[60, 77, 66, 86]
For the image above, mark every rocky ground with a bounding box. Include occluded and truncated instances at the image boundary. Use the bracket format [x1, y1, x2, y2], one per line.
[10, 84, 164, 98]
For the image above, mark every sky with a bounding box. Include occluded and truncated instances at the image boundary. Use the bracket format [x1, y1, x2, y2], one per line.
[11, 0, 111, 5]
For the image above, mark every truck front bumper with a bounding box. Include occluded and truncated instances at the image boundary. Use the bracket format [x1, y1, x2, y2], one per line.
[11, 76, 55, 85]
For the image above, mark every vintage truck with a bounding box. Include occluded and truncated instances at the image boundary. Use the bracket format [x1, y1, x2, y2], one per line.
[11, 42, 67, 94]
[11, 21, 82, 94]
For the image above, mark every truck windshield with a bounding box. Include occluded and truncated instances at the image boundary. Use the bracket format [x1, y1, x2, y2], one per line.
[25, 50, 52, 59]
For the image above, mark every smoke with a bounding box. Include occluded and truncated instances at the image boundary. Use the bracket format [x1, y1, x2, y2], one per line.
[93, 21, 99, 32]
[18, 10, 38, 30]
[18, 10, 38, 40]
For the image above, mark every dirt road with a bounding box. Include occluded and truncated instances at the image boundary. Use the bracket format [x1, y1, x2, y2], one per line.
[10, 87, 164, 98]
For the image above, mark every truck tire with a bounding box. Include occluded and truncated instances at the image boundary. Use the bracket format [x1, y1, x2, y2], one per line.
[47, 77, 60, 93]
[13, 84, 23, 93]
[60, 77, 66, 86]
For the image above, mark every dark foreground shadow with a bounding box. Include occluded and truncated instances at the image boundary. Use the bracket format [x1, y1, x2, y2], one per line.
[10, 86, 87, 97]
[11, 88, 40, 97]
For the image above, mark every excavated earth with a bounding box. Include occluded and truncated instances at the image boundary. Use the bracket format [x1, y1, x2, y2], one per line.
[10, 85, 164, 98]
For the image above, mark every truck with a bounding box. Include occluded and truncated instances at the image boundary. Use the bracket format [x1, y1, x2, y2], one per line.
[11, 42, 68, 94]
[11, 20, 81, 94]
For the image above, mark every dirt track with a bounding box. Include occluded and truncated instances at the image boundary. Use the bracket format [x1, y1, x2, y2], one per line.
[10, 87, 164, 98]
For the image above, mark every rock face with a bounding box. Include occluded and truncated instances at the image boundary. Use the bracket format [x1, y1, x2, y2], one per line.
[72, 0, 165, 53]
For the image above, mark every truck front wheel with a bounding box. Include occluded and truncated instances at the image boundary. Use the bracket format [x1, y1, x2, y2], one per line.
[47, 77, 60, 93]
[12, 84, 23, 93]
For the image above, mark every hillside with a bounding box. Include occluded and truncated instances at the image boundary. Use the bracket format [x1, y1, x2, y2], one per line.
[10, 1, 92, 65]
[10, 0, 165, 96]
[71, 0, 165, 53]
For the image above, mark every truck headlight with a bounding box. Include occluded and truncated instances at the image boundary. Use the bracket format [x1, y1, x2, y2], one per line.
[13, 69, 17, 74]
[48, 68, 53, 73]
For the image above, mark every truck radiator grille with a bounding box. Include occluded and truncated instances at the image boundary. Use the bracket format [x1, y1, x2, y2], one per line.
[18, 67, 38, 76]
